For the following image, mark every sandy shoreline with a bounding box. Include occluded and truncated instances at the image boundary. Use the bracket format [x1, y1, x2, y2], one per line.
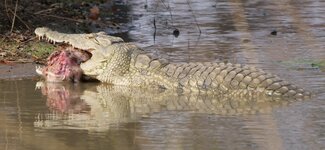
[0, 63, 40, 80]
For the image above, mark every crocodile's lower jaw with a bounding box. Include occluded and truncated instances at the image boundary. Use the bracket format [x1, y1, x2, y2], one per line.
[79, 50, 105, 78]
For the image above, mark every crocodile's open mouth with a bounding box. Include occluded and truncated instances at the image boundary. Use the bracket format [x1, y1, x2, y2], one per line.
[36, 40, 92, 82]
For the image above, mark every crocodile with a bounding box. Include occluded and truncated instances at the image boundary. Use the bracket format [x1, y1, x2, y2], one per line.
[34, 27, 311, 99]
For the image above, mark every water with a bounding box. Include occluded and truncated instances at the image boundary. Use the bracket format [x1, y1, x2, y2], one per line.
[1, 0, 325, 149]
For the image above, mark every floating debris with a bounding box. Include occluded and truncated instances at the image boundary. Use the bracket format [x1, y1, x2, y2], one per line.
[173, 29, 180, 38]
[270, 30, 277, 35]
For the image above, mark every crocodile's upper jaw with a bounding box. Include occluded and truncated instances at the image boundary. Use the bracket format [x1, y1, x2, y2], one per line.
[35, 27, 124, 51]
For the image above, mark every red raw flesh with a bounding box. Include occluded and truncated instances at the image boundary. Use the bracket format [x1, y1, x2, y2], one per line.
[41, 46, 91, 82]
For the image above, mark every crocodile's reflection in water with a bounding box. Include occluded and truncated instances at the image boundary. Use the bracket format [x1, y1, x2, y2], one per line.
[38, 82, 90, 114]
[34, 82, 297, 130]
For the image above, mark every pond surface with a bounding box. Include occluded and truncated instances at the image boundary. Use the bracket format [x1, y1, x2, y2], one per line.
[1, 0, 325, 150]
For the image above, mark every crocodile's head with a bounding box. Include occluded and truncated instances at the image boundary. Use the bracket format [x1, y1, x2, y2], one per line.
[35, 27, 124, 82]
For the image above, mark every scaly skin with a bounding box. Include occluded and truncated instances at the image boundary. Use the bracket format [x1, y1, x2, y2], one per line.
[35, 27, 311, 99]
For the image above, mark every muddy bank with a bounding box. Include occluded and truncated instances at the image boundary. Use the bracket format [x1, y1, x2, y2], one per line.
[0, 63, 40, 80]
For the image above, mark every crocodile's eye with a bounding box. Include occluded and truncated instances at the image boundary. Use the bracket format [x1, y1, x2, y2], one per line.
[92, 38, 100, 45]
[84, 34, 101, 45]
[85, 33, 97, 39]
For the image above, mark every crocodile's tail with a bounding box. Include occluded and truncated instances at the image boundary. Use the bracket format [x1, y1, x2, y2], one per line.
[159, 62, 311, 99]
